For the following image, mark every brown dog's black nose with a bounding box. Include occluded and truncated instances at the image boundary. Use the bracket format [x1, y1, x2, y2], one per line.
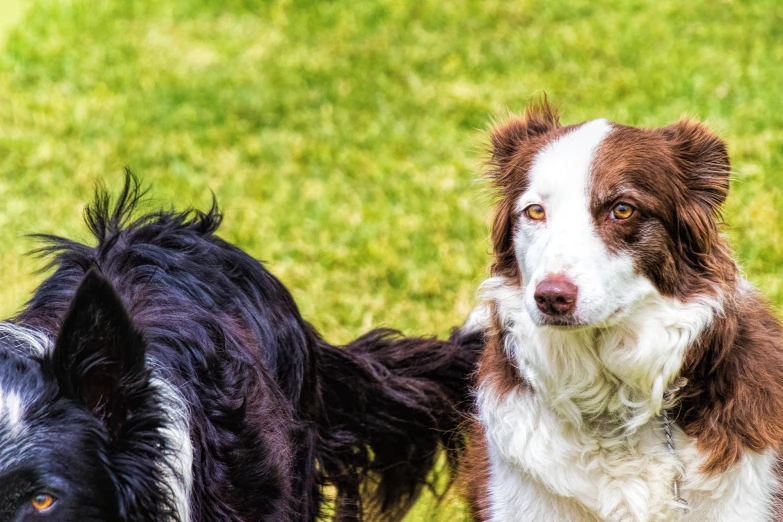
[534, 275, 578, 316]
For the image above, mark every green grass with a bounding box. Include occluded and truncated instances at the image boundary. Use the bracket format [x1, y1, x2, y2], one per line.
[1, 0, 782, 519]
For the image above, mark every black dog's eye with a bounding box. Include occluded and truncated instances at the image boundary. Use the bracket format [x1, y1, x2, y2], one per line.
[31, 493, 56, 512]
[610, 203, 634, 220]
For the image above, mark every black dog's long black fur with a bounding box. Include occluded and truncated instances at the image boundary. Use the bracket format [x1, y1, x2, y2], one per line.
[0, 172, 480, 521]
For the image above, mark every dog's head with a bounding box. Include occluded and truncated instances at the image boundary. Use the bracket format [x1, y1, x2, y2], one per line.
[0, 269, 172, 521]
[487, 99, 735, 328]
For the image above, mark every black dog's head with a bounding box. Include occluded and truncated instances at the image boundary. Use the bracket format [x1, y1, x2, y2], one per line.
[0, 269, 175, 522]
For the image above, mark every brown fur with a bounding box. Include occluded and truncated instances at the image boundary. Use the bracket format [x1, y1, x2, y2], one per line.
[590, 120, 736, 300]
[678, 288, 783, 473]
[477, 310, 526, 400]
[460, 420, 491, 522]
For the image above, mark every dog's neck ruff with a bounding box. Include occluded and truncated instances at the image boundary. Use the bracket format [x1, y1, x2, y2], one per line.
[482, 275, 721, 433]
[479, 275, 723, 518]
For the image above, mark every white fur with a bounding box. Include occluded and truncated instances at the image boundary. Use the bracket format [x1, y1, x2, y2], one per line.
[479, 275, 734, 521]
[482, 384, 778, 522]
[482, 274, 720, 430]
[679, 441, 778, 521]
[149, 368, 193, 522]
[475, 125, 779, 521]
[464, 301, 492, 333]
[478, 275, 777, 521]
[0, 323, 51, 437]
[0, 322, 51, 357]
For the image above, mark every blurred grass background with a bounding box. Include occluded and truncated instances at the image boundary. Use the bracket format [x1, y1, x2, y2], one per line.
[1, 0, 782, 519]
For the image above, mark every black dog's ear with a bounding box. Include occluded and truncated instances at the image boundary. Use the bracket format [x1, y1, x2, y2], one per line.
[52, 268, 148, 436]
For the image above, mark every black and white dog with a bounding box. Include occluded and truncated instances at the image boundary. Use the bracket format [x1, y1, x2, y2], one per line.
[0, 173, 480, 522]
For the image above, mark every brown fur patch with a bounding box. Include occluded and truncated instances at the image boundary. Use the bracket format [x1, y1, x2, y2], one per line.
[478, 331, 525, 399]
[678, 289, 783, 473]
[590, 119, 736, 300]
[460, 420, 491, 522]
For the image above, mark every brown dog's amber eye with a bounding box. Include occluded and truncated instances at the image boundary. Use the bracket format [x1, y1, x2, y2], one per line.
[525, 204, 546, 221]
[31, 494, 55, 511]
[611, 203, 634, 220]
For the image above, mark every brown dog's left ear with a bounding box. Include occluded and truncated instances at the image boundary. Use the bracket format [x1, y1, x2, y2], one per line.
[659, 118, 730, 268]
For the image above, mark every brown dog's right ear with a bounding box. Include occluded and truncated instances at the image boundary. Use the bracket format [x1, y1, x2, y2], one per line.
[658, 117, 731, 276]
[487, 96, 561, 185]
[487, 97, 560, 280]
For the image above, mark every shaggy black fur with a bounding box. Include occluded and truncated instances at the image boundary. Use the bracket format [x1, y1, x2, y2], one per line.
[0, 172, 481, 522]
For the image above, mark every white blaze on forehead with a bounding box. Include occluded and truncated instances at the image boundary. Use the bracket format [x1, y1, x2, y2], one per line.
[516, 118, 612, 214]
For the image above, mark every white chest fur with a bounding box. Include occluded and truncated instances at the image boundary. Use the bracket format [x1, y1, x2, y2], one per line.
[479, 386, 778, 522]
[479, 383, 779, 522]
[480, 385, 683, 521]
[476, 277, 780, 521]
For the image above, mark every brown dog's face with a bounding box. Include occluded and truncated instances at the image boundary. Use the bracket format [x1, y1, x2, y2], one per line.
[488, 102, 734, 328]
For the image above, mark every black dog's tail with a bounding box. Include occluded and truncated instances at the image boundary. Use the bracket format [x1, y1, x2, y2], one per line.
[316, 326, 483, 521]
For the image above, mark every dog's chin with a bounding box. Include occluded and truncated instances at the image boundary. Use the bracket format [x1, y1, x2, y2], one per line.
[529, 312, 589, 330]
[529, 307, 625, 330]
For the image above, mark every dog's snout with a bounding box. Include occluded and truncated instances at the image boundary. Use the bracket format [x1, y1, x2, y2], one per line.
[534, 275, 578, 316]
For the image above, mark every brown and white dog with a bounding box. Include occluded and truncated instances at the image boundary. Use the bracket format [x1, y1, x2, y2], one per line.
[462, 100, 783, 521]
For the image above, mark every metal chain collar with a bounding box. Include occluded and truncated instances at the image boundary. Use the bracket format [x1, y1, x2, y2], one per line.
[661, 409, 689, 514]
